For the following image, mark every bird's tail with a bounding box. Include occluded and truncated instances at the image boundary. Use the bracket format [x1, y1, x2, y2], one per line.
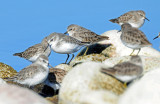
[80, 41, 91, 46]
[109, 18, 119, 23]
[13, 53, 23, 57]
[101, 68, 114, 75]
[99, 35, 109, 40]
[95, 35, 109, 43]
[3, 77, 15, 82]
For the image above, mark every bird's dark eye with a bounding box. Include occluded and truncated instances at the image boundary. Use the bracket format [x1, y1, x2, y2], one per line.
[69, 29, 72, 31]
[43, 60, 46, 63]
[50, 39, 53, 42]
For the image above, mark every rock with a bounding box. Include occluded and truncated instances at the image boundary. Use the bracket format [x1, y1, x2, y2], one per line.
[60, 90, 118, 104]
[0, 62, 17, 78]
[46, 95, 58, 104]
[0, 84, 52, 104]
[49, 67, 67, 83]
[55, 64, 72, 71]
[0, 78, 7, 85]
[78, 90, 118, 104]
[77, 44, 110, 56]
[59, 55, 160, 104]
[59, 62, 125, 104]
[70, 53, 108, 67]
[33, 67, 68, 97]
[6, 67, 68, 99]
[99, 30, 160, 57]
[118, 68, 160, 104]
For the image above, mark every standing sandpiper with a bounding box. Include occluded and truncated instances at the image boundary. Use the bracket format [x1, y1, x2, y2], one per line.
[153, 32, 160, 40]
[64, 24, 109, 55]
[47, 32, 89, 64]
[109, 10, 149, 28]
[120, 23, 152, 55]
[13, 37, 51, 62]
[5, 55, 49, 87]
[101, 56, 143, 85]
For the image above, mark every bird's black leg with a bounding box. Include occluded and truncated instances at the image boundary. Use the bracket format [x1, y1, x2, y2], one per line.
[68, 54, 74, 64]
[65, 54, 70, 64]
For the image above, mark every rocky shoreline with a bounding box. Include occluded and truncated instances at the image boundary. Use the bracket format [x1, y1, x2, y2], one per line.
[0, 30, 160, 104]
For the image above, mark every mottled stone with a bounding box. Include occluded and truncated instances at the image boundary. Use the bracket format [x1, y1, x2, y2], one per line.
[0, 62, 17, 78]
[55, 64, 72, 72]
[59, 62, 125, 104]
[70, 54, 108, 67]
[118, 68, 160, 104]
[46, 95, 58, 104]
[49, 68, 68, 83]
[77, 44, 110, 56]
[0, 78, 7, 85]
[0, 84, 52, 104]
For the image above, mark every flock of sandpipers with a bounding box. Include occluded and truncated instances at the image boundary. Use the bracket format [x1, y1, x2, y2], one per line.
[4, 10, 159, 90]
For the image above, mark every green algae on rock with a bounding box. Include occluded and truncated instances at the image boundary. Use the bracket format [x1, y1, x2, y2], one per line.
[0, 62, 17, 78]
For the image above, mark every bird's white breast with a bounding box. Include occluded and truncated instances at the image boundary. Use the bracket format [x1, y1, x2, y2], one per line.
[50, 40, 83, 54]
[18, 70, 49, 87]
[116, 75, 137, 82]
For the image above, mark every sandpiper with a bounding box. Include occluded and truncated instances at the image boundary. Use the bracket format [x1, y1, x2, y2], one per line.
[5, 55, 49, 87]
[13, 37, 51, 62]
[101, 56, 143, 84]
[47, 32, 89, 64]
[64, 24, 109, 55]
[109, 10, 149, 28]
[120, 23, 152, 55]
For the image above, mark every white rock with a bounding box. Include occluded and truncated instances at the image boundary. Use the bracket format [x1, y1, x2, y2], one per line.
[0, 78, 6, 85]
[79, 90, 118, 104]
[118, 68, 160, 104]
[0, 84, 51, 104]
[59, 62, 122, 104]
[100, 30, 160, 57]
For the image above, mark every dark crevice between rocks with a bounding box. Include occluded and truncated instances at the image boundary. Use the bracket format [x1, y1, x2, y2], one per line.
[72, 62, 83, 67]
[39, 85, 59, 97]
[77, 43, 111, 57]
[38, 72, 60, 97]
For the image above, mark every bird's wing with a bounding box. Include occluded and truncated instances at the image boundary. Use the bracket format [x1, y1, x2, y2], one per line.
[22, 44, 42, 58]
[72, 32, 109, 43]
[15, 65, 40, 81]
[137, 30, 152, 46]
[113, 62, 143, 76]
[118, 12, 133, 22]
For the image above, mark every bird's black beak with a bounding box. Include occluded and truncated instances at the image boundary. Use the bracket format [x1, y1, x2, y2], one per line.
[153, 36, 159, 40]
[145, 17, 150, 21]
[48, 63, 54, 68]
[44, 43, 49, 52]
[117, 30, 121, 33]
[64, 31, 68, 34]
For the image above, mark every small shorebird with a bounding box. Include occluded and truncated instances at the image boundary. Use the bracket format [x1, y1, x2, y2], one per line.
[101, 56, 143, 86]
[47, 32, 89, 64]
[64, 24, 109, 55]
[5, 55, 49, 87]
[120, 23, 152, 55]
[109, 10, 149, 28]
[13, 37, 51, 62]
